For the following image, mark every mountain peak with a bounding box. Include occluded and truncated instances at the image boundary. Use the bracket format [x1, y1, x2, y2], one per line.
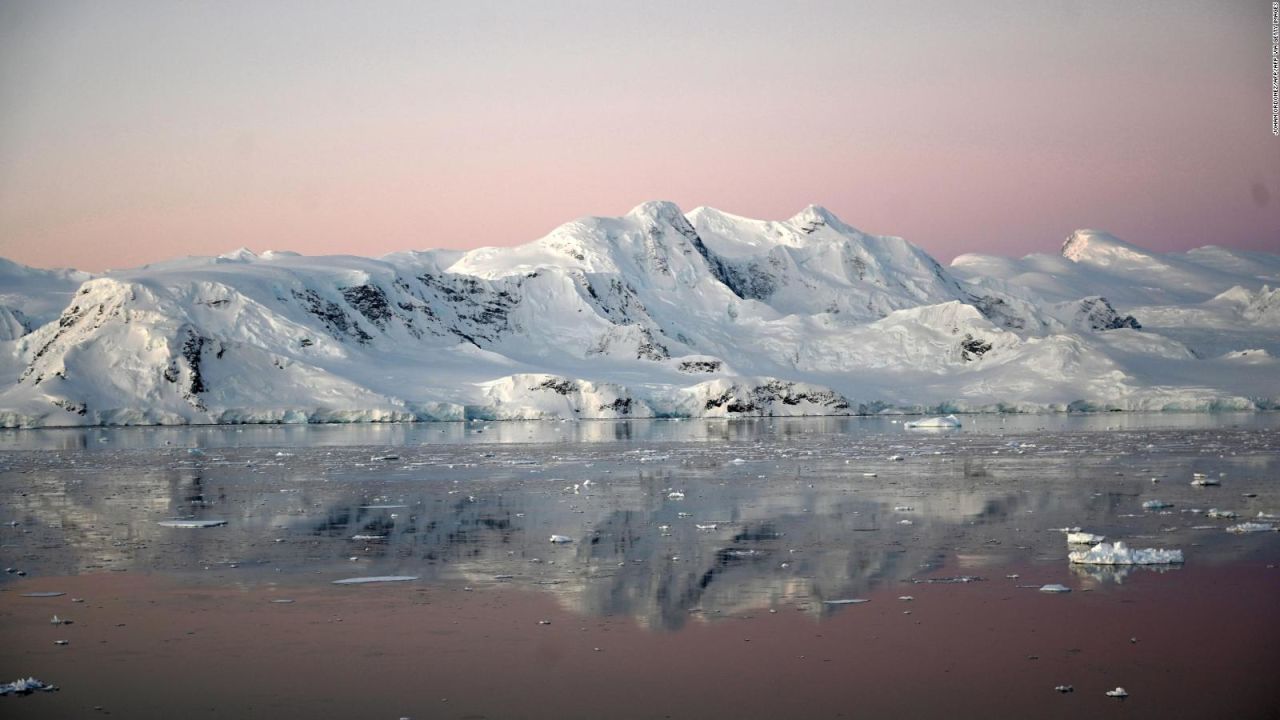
[627, 200, 687, 224]
[1060, 230, 1151, 266]
[788, 205, 857, 235]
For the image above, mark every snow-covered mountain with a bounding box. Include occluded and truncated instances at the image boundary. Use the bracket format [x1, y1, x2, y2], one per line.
[1, 202, 1276, 427]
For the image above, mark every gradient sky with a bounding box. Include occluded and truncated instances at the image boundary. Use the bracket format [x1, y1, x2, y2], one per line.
[1, 0, 1276, 272]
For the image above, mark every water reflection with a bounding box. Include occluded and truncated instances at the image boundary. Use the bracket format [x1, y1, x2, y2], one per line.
[2, 422, 1277, 629]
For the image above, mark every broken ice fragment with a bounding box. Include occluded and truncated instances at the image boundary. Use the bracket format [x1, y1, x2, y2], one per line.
[20, 592, 64, 598]
[1066, 532, 1105, 545]
[1207, 509, 1238, 519]
[1068, 541, 1183, 565]
[823, 599, 869, 605]
[1038, 584, 1071, 593]
[1142, 500, 1172, 510]
[549, 534, 573, 543]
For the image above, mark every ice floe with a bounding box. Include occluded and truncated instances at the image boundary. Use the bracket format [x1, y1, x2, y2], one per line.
[157, 519, 227, 528]
[903, 414, 962, 429]
[331, 576, 419, 585]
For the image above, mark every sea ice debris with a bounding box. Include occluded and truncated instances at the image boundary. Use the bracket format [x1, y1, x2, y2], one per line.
[1066, 532, 1105, 544]
[823, 599, 869, 605]
[549, 534, 573, 543]
[1106, 687, 1128, 698]
[1142, 500, 1172, 510]
[1039, 584, 1071, 593]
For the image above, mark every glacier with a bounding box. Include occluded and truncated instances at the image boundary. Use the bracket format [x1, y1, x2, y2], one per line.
[0, 201, 1277, 427]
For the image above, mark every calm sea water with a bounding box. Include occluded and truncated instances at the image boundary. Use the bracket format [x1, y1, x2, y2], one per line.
[3, 414, 1278, 628]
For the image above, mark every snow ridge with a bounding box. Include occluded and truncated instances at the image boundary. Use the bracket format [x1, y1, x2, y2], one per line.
[0, 203, 1277, 427]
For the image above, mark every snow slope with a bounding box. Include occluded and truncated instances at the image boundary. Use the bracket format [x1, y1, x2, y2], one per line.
[0, 203, 1276, 426]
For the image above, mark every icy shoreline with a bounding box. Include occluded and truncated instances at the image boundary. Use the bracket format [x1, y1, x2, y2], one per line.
[1, 403, 1276, 430]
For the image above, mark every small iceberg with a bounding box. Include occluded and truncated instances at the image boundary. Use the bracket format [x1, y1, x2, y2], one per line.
[331, 576, 419, 585]
[1068, 541, 1183, 565]
[158, 519, 227, 528]
[1105, 687, 1129, 698]
[823, 598, 869, 605]
[1207, 508, 1238, 519]
[1190, 477, 1220, 487]
[1039, 584, 1071, 593]
[1226, 522, 1274, 534]
[903, 414, 961, 429]
[1066, 532, 1106, 545]
[0, 677, 56, 696]
[1141, 500, 1172, 510]
[549, 534, 573, 543]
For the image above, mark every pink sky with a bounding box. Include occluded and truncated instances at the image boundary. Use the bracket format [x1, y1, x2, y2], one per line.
[1, 1, 1276, 272]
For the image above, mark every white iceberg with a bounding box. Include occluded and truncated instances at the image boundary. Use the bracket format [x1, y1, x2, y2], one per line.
[1141, 500, 1172, 510]
[903, 414, 962, 429]
[549, 534, 574, 543]
[823, 598, 869, 605]
[1039, 584, 1071, 593]
[1190, 477, 1220, 486]
[1066, 532, 1106, 544]
[1207, 508, 1238, 519]
[1068, 541, 1183, 565]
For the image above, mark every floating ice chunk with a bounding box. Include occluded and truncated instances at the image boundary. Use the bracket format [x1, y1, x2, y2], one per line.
[359, 504, 408, 510]
[1226, 522, 1274, 534]
[898, 596, 914, 601]
[1207, 508, 1238, 519]
[667, 491, 686, 499]
[1055, 685, 1074, 693]
[903, 414, 961, 429]
[1190, 477, 1220, 487]
[823, 598, 869, 605]
[350, 534, 386, 541]
[862, 472, 877, 477]
[893, 506, 914, 512]
[0, 677, 55, 695]
[158, 519, 227, 528]
[730, 458, 745, 464]
[897, 519, 914, 526]
[1257, 511, 1280, 521]
[370, 454, 400, 462]
[20, 592, 64, 598]
[695, 524, 718, 531]
[1069, 541, 1183, 565]
[549, 534, 573, 543]
[331, 576, 419, 585]
[1066, 532, 1106, 545]
[1039, 584, 1071, 593]
[889, 455, 905, 461]
[1142, 500, 1172, 510]
[1106, 687, 1128, 698]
